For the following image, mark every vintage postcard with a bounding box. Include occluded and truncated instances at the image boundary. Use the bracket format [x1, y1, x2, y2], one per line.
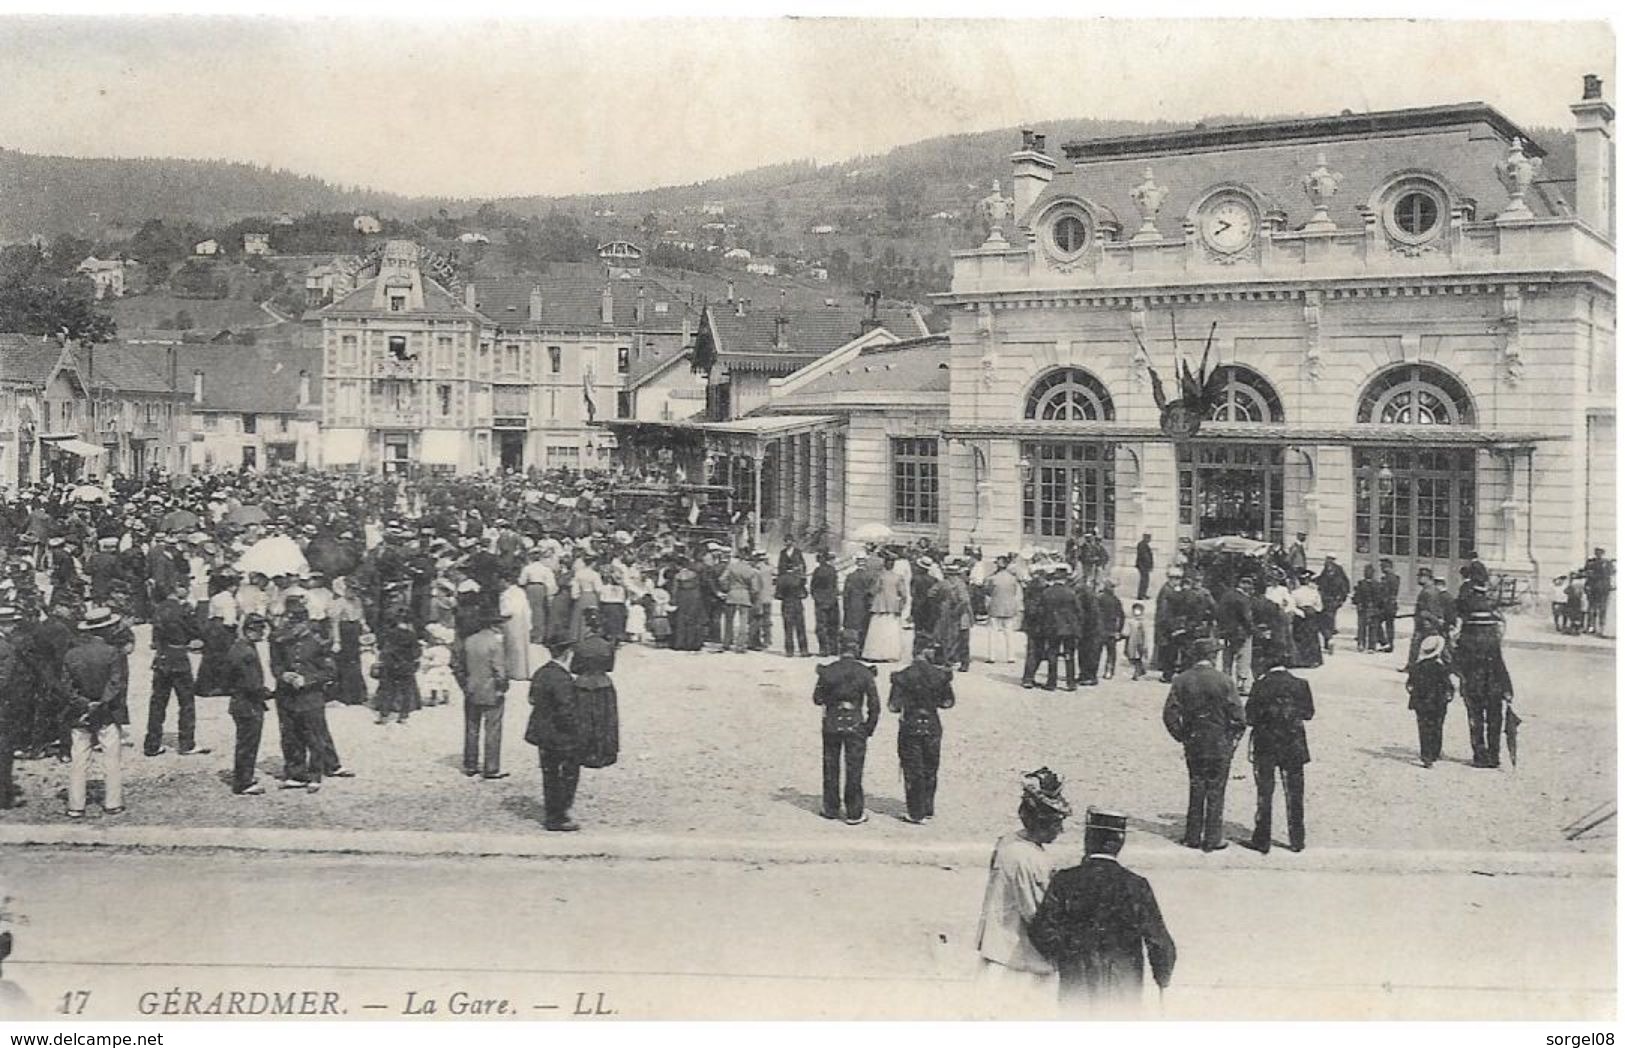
[0, 14, 1614, 1024]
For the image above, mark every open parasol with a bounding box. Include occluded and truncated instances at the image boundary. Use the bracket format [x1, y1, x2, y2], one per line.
[234, 535, 309, 578]
[1193, 535, 1272, 557]
[69, 485, 108, 504]
[226, 504, 271, 526]
[851, 522, 896, 544]
[160, 509, 201, 533]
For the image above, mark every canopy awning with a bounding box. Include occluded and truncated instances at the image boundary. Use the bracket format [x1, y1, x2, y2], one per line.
[937, 421, 1568, 449]
[604, 415, 843, 456]
[41, 436, 106, 457]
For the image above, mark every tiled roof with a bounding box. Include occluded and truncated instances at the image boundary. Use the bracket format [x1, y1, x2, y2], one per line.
[471, 275, 697, 333]
[786, 335, 951, 398]
[707, 304, 928, 359]
[78, 342, 182, 395]
[0, 334, 69, 386]
[321, 275, 478, 318]
[1034, 103, 1566, 234]
[172, 342, 323, 413]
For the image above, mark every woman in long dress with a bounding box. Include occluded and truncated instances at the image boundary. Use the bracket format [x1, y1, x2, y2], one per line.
[498, 573, 532, 681]
[519, 551, 555, 645]
[670, 559, 708, 652]
[573, 609, 619, 770]
[569, 557, 602, 643]
[330, 576, 370, 706]
[546, 552, 575, 646]
[372, 622, 423, 724]
[863, 553, 907, 662]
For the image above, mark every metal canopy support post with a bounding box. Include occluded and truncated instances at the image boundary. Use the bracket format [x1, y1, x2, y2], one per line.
[752, 442, 764, 551]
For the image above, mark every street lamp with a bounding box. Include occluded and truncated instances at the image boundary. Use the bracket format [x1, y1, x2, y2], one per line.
[1018, 456, 1034, 485]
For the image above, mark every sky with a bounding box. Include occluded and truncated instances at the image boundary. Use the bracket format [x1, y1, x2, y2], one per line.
[0, 15, 1613, 200]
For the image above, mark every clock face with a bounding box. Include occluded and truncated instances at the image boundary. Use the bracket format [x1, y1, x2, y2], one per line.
[1200, 196, 1257, 254]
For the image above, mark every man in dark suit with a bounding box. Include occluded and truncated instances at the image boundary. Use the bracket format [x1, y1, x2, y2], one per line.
[1134, 534, 1155, 600]
[1029, 809, 1176, 1016]
[1215, 577, 1256, 696]
[841, 554, 877, 650]
[809, 552, 841, 657]
[776, 548, 810, 658]
[1377, 558, 1401, 652]
[887, 643, 955, 823]
[1039, 567, 1082, 691]
[270, 592, 339, 793]
[1162, 637, 1246, 852]
[1075, 578, 1102, 686]
[813, 631, 880, 824]
[224, 613, 274, 796]
[1244, 660, 1315, 853]
[1019, 569, 1051, 689]
[144, 584, 206, 757]
[527, 637, 582, 831]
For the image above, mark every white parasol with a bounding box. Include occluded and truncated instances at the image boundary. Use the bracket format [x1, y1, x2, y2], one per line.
[850, 522, 896, 544]
[234, 535, 310, 578]
[69, 485, 109, 504]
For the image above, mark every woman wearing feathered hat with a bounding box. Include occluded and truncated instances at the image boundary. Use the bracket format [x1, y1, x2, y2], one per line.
[974, 767, 1072, 1017]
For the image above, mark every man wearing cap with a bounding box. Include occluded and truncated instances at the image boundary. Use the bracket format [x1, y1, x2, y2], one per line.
[974, 768, 1071, 1017]
[812, 631, 881, 824]
[457, 610, 510, 779]
[776, 545, 810, 658]
[1134, 533, 1155, 601]
[1377, 558, 1401, 653]
[61, 607, 129, 818]
[1162, 636, 1246, 852]
[526, 636, 582, 831]
[1584, 547, 1613, 635]
[1243, 658, 1315, 854]
[223, 613, 275, 796]
[1455, 580, 1513, 769]
[720, 549, 757, 654]
[271, 591, 340, 792]
[144, 584, 206, 758]
[750, 550, 776, 652]
[934, 559, 975, 673]
[85, 537, 122, 607]
[1314, 554, 1350, 653]
[841, 552, 877, 652]
[809, 552, 841, 657]
[1019, 565, 1052, 689]
[887, 643, 955, 823]
[1215, 576, 1256, 696]
[1038, 565, 1082, 691]
[1030, 808, 1176, 1016]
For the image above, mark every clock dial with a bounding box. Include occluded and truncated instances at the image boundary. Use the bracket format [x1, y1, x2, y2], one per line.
[1201, 197, 1257, 253]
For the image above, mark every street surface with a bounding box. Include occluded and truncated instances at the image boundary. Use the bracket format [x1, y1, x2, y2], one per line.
[0, 850, 1611, 1021]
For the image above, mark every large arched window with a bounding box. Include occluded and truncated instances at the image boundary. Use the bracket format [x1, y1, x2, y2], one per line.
[1024, 367, 1115, 421]
[1357, 364, 1476, 426]
[1207, 365, 1284, 423]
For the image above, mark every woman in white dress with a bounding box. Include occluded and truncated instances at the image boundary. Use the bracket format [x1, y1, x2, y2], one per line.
[862, 552, 908, 662]
[498, 572, 532, 681]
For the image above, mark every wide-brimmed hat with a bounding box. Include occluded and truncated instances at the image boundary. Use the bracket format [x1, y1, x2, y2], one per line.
[1418, 635, 1446, 662]
[79, 606, 121, 632]
[1020, 767, 1072, 818]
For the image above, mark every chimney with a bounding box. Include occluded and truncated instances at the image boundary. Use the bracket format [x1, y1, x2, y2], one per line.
[464, 283, 478, 311]
[192, 369, 204, 405]
[528, 284, 543, 322]
[859, 290, 883, 333]
[779, 287, 787, 312]
[726, 280, 736, 303]
[1571, 74, 1615, 239]
[1010, 128, 1057, 225]
[298, 370, 311, 409]
[735, 297, 747, 317]
[634, 285, 646, 324]
[600, 284, 614, 325]
[773, 315, 789, 349]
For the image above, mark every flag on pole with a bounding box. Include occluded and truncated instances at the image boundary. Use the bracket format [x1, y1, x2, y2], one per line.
[581, 370, 597, 423]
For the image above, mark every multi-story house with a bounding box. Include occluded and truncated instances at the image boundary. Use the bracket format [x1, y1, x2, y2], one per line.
[183, 342, 322, 471]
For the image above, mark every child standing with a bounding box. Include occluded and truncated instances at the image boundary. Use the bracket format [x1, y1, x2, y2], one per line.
[1123, 602, 1149, 680]
[1551, 575, 1570, 633]
[418, 623, 458, 706]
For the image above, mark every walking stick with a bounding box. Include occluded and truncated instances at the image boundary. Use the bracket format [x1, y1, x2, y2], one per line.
[1157, 985, 1166, 1019]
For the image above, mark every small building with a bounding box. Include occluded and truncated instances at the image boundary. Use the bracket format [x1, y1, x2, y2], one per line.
[810, 224, 837, 235]
[745, 260, 778, 277]
[242, 233, 272, 256]
[274, 212, 296, 227]
[193, 239, 219, 257]
[723, 247, 753, 262]
[457, 231, 491, 245]
[76, 256, 129, 300]
[183, 342, 322, 471]
[702, 201, 727, 217]
[353, 215, 383, 235]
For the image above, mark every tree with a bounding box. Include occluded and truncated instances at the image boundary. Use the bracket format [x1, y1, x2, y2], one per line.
[0, 278, 116, 343]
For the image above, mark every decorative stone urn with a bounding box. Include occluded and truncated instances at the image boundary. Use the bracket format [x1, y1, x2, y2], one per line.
[1496, 138, 1543, 220]
[1301, 152, 1343, 232]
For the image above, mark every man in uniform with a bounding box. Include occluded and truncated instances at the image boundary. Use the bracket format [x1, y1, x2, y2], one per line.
[813, 630, 880, 825]
[1162, 637, 1246, 852]
[62, 607, 129, 819]
[1314, 554, 1350, 653]
[1456, 580, 1512, 768]
[144, 583, 206, 757]
[777, 545, 810, 658]
[1584, 547, 1614, 635]
[887, 642, 955, 823]
[271, 591, 339, 792]
[809, 552, 841, 657]
[223, 613, 274, 796]
[1377, 558, 1401, 652]
[526, 636, 581, 831]
[1244, 658, 1314, 853]
[720, 548, 757, 653]
[1029, 809, 1176, 1017]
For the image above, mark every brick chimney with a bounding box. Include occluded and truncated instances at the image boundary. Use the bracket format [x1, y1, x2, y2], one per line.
[634, 285, 646, 324]
[773, 315, 789, 349]
[859, 290, 883, 333]
[464, 283, 478, 311]
[726, 280, 736, 303]
[600, 284, 614, 325]
[735, 297, 748, 317]
[1571, 74, 1615, 239]
[1010, 128, 1057, 224]
[528, 284, 544, 322]
[192, 370, 204, 405]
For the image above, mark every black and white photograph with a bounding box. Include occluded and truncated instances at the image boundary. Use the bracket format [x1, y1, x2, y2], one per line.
[0, 10, 1615, 1028]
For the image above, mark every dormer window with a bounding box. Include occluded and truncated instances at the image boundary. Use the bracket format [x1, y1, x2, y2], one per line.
[389, 294, 406, 312]
[1038, 201, 1095, 263]
[1052, 215, 1089, 254]
[1392, 191, 1440, 239]
[1377, 176, 1450, 247]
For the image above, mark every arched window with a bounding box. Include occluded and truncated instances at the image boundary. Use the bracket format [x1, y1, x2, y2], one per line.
[1024, 367, 1115, 421]
[1207, 365, 1284, 423]
[1357, 364, 1475, 426]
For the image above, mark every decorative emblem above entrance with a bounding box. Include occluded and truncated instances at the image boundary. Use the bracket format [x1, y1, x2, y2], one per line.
[1131, 315, 1226, 440]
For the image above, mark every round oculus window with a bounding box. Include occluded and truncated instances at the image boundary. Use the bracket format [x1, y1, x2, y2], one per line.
[1385, 185, 1446, 244]
[1048, 212, 1092, 257]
